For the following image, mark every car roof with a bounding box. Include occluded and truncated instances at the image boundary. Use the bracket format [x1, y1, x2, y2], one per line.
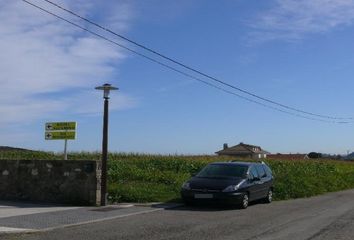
[209, 161, 257, 167]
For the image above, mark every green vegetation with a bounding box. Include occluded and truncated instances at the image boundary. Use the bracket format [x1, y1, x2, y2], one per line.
[107, 154, 232, 202]
[2, 150, 354, 203]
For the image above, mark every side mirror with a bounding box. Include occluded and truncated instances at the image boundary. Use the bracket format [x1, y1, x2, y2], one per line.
[253, 177, 261, 182]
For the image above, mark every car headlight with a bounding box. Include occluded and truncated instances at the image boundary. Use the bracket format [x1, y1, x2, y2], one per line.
[222, 180, 245, 192]
[182, 182, 191, 190]
[222, 185, 239, 192]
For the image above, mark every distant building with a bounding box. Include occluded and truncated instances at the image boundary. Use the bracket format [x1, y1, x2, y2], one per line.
[267, 153, 309, 160]
[215, 142, 269, 159]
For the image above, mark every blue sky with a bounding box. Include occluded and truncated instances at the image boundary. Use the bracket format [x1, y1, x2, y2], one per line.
[1, 0, 354, 155]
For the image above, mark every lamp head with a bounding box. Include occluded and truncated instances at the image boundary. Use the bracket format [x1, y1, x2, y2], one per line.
[95, 83, 118, 99]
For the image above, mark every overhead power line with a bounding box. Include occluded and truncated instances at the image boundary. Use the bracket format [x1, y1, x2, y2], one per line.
[21, 0, 350, 124]
[39, 0, 353, 121]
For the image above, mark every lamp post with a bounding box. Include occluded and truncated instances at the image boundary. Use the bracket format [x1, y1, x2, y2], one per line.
[95, 83, 118, 206]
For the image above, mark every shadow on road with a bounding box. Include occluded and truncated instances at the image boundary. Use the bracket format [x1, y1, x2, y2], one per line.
[0, 200, 74, 209]
[151, 199, 267, 212]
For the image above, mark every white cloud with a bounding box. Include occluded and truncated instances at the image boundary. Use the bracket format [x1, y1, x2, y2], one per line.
[0, 0, 137, 125]
[249, 0, 354, 42]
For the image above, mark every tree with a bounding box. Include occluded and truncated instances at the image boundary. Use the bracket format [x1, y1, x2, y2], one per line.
[308, 152, 322, 159]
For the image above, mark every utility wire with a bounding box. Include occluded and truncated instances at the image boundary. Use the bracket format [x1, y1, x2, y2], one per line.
[40, 0, 352, 121]
[21, 0, 350, 124]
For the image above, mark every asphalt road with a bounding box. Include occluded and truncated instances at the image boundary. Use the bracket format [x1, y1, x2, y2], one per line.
[4, 189, 354, 240]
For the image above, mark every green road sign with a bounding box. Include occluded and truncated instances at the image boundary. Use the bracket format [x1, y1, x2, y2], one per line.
[45, 122, 77, 131]
[45, 131, 76, 140]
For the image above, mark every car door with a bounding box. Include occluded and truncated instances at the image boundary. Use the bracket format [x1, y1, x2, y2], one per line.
[255, 164, 269, 198]
[247, 165, 263, 201]
[261, 164, 273, 193]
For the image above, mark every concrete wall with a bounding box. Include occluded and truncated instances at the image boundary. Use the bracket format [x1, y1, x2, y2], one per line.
[0, 160, 101, 206]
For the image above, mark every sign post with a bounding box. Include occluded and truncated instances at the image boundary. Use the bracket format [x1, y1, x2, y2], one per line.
[45, 122, 77, 160]
[64, 135, 68, 160]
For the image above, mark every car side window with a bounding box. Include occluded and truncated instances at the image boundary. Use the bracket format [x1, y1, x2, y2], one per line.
[262, 164, 272, 177]
[256, 164, 267, 178]
[249, 166, 259, 180]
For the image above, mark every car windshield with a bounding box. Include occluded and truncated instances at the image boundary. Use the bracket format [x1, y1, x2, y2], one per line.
[196, 164, 248, 178]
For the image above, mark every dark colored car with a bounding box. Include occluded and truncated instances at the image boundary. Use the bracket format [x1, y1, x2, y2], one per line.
[180, 161, 273, 209]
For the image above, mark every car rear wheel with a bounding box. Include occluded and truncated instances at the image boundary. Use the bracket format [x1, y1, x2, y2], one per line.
[264, 189, 273, 203]
[239, 193, 249, 209]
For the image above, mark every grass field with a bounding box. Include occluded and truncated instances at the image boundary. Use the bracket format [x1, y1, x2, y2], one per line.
[2, 150, 354, 203]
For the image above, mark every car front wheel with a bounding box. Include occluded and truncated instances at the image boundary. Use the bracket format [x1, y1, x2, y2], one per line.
[183, 199, 195, 206]
[239, 193, 249, 209]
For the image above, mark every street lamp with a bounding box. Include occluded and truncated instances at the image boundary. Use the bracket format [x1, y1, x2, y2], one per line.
[95, 83, 118, 206]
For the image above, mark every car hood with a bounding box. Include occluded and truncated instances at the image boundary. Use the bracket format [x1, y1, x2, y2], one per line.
[188, 177, 243, 191]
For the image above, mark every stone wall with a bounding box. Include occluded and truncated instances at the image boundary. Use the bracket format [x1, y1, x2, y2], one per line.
[0, 160, 101, 206]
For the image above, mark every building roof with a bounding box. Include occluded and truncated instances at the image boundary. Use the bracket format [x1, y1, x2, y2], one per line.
[216, 142, 269, 155]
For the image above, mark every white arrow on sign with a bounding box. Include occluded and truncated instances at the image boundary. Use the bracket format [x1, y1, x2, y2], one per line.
[45, 132, 53, 140]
